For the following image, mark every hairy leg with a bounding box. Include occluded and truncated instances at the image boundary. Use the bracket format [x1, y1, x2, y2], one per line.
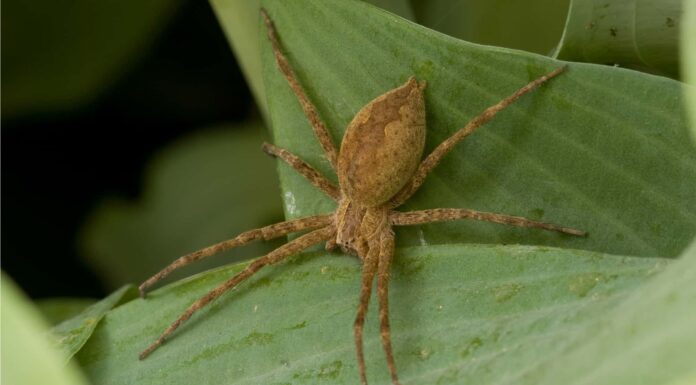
[354, 245, 379, 385]
[261, 8, 339, 169]
[391, 208, 586, 236]
[389, 66, 567, 208]
[139, 214, 334, 297]
[376, 229, 401, 385]
[139, 225, 335, 359]
[262, 142, 340, 200]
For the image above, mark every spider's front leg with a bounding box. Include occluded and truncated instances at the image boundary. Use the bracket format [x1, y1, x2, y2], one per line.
[389, 66, 567, 208]
[391, 208, 586, 236]
[139, 214, 333, 297]
[261, 8, 339, 170]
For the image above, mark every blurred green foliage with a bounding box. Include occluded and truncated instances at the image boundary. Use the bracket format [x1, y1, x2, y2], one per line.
[411, 0, 571, 54]
[684, 0, 696, 138]
[210, 0, 267, 118]
[2, 0, 180, 118]
[555, 0, 682, 78]
[79, 124, 284, 289]
[1, 274, 89, 385]
[37, 298, 97, 326]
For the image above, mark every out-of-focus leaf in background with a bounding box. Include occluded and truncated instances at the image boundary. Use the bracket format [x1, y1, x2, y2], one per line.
[258, 0, 696, 259]
[79, 123, 283, 289]
[1, 274, 90, 385]
[684, 0, 696, 139]
[555, 0, 682, 79]
[1, 0, 181, 118]
[37, 298, 98, 326]
[367, 0, 414, 20]
[411, 0, 571, 55]
[210, 0, 267, 119]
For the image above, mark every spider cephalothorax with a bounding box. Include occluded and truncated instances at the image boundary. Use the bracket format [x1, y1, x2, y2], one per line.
[138, 9, 585, 385]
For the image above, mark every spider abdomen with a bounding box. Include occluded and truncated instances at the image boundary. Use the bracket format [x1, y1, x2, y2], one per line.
[337, 77, 426, 207]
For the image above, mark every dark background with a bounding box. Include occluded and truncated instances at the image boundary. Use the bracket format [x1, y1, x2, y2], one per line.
[2, 2, 252, 299]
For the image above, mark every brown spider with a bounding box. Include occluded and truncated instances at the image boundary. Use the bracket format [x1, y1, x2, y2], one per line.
[138, 9, 586, 385]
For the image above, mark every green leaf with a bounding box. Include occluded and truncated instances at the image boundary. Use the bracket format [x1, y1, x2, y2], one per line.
[80, 124, 284, 289]
[75, 244, 678, 384]
[50, 285, 137, 363]
[684, 0, 696, 139]
[261, 0, 696, 258]
[411, 0, 571, 55]
[2, 0, 180, 118]
[554, 0, 682, 78]
[37, 298, 98, 326]
[521, 240, 696, 385]
[1, 273, 89, 385]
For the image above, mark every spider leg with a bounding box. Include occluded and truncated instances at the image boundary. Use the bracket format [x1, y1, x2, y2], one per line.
[262, 142, 340, 200]
[388, 66, 567, 209]
[139, 225, 335, 360]
[261, 8, 339, 170]
[354, 244, 379, 385]
[139, 214, 333, 297]
[391, 208, 586, 236]
[376, 229, 401, 385]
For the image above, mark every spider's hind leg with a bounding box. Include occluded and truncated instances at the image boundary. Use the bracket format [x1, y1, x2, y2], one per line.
[376, 230, 401, 385]
[139, 225, 335, 360]
[138, 214, 333, 297]
[354, 245, 379, 385]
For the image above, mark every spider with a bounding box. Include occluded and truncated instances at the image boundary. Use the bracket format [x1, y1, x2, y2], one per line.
[138, 9, 586, 385]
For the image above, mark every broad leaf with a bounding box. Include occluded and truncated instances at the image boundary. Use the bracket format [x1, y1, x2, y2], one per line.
[75, 244, 677, 384]
[521, 241, 696, 385]
[260, 0, 695, 258]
